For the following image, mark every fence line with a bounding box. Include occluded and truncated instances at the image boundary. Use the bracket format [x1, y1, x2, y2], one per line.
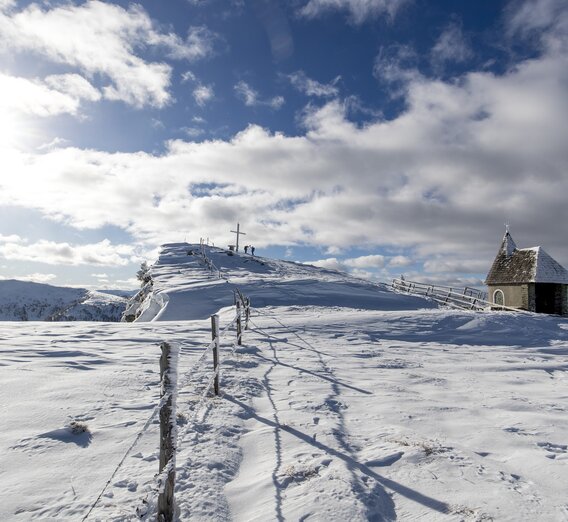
[82, 291, 250, 521]
[139, 290, 251, 521]
[198, 240, 225, 280]
[391, 277, 522, 313]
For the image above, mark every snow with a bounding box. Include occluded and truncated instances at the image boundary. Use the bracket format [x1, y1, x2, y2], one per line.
[130, 243, 434, 322]
[1, 244, 568, 520]
[0, 279, 127, 321]
[527, 247, 568, 284]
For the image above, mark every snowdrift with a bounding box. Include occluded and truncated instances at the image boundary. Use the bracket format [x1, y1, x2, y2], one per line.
[126, 243, 435, 321]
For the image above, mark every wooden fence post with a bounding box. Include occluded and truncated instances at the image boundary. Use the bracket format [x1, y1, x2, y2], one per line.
[245, 298, 250, 330]
[211, 314, 220, 396]
[158, 342, 176, 522]
[236, 301, 242, 346]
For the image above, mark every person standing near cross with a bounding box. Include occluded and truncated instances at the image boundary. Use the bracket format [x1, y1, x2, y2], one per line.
[230, 223, 246, 252]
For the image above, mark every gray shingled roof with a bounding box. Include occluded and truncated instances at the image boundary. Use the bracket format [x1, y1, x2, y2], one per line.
[485, 232, 568, 285]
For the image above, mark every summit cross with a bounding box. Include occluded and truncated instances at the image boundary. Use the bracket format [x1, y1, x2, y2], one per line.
[230, 223, 246, 252]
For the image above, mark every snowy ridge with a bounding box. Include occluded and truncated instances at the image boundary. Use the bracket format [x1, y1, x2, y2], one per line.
[126, 242, 434, 322]
[0, 279, 127, 321]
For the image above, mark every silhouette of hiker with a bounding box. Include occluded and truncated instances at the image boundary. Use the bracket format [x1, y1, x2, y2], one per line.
[244, 245, 249, 254]
[251, 246, 255, 256]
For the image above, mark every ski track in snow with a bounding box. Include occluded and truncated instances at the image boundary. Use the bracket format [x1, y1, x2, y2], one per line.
[2, 243, 568, 521]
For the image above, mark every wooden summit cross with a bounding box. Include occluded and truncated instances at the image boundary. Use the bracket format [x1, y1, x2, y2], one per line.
[230, 222, 246, 252]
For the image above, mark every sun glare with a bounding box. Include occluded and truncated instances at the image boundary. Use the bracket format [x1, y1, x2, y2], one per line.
[0, 110, 26, 149]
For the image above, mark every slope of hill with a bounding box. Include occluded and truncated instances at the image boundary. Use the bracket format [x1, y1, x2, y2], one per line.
[0, 280, 127, 321]
[124, 243, 434, 322]
[1, 244, 567, 521]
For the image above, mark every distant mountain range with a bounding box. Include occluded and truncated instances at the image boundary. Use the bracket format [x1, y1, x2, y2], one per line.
[0, 280, 129, 321]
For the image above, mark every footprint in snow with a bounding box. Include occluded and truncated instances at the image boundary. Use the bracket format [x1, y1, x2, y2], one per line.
[536, 441, 568, 459]
[503, 426, 538, 436]
[113, 479, 138, 492]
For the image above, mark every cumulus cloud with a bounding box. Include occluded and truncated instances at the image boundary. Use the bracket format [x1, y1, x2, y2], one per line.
[344, 254, 386, 269]
[0, 233, 25, 243]
[160, 25, 216, 61]
[0, 1, 215, 108]
[18, 273, 57, 283]
[45, 74, 101, 102]
[234, 81, 284, 109]
[299, 0, 409, 24]
[0, 238, 140, 266]
[1, 3, 568, 281]
[389, 255, 412, 267]
[287, 71, 340, 97]
[306, 258, 345, 271]
[306, 255, 396, 277]
[0, 72, 99, 117]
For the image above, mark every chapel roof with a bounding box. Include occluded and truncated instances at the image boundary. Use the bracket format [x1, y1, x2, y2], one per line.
[485, 232, 568, 285]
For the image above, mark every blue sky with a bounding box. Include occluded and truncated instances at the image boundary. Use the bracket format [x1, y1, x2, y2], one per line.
[0, 0, 567, 289]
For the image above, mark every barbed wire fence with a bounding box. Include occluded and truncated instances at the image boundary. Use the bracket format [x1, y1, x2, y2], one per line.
[81, 289, 251, 522]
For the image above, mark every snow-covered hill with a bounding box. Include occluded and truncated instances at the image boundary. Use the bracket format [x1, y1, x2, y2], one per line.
[0, 279, 127, 321]
[124, 243, 434, 322]
[1, 243, 568, 521]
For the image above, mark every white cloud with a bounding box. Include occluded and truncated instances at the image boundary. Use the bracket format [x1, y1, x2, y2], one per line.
[306, 258, 344, 271]
[0, 239, 140, 266]
[0, 233, 25, 243]
[1, 8, 568, 279]
[182, 126, 205, 138]
[389, 255, 412, 267]
[401, 272, 484, 288]
[0, 272, 57, 283]
[0, 0, 15, 11]
[344, 254, 386, 269]
[181, 71, 197, 83]
[234, 81, 258, 106]
[234, 81, 284, 109]
[431, 21, 473, 70]
[507, 0, 568, 55]
[299, 0, 409, 24]
[0, 1, 215, 108]
[325, 246, 343, 255]
[269, 96, 285, 109]
[193, 84, 214, 106]
[91, 273, 109, 279]
[350, 268, 375, 280]
[115, 277, 140, 289]
[18, 273, 57, 283]
[423, 259, 489, 274]
[0, 72, 96, 117]
[306, 255, 386, 274]
[45, 73, 101, 102]
[288, 71, 340, 97]
[157, 26, 216, 61]
[37, 137, 70, 151]
[373, 44, 419, 90]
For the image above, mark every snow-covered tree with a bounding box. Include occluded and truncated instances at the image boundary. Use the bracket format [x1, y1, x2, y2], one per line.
[136, 261, 152, 286]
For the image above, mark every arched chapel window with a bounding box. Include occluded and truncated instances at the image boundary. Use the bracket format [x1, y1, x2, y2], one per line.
[493, 289, 504, 306]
